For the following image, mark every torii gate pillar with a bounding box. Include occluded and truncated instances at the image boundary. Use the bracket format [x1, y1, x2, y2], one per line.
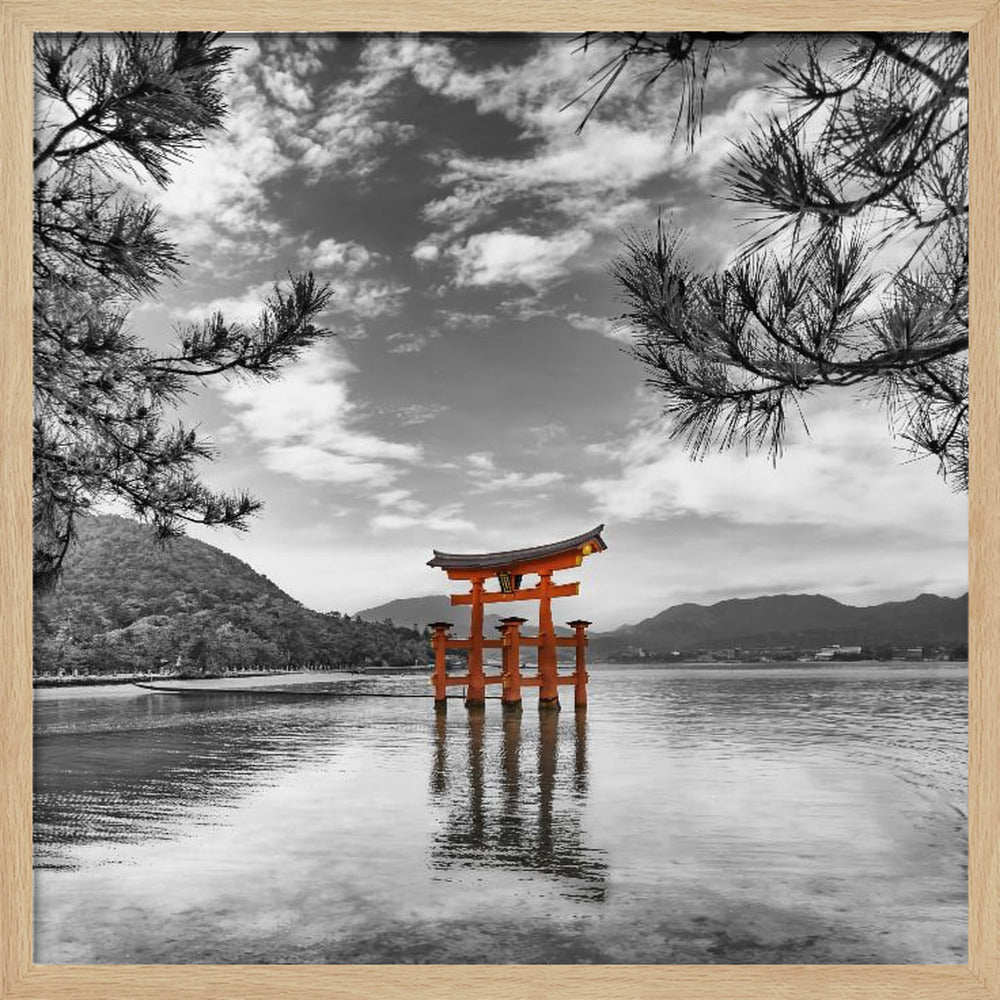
[537, 571, 560, 710]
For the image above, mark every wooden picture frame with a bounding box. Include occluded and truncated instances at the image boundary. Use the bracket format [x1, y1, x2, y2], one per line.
[1, 3, 995, 997]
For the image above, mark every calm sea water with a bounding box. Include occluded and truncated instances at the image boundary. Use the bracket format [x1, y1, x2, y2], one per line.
[33, 663, 967, 964]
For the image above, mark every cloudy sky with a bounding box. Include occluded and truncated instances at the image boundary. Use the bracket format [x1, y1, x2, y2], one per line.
[125, 33, 967, 628]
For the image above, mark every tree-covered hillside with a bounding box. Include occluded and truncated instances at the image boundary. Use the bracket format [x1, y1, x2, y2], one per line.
[33, 516, 430, 677]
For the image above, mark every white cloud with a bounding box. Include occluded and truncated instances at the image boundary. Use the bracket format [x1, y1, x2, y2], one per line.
[450, 229, 593, 289]
[464, 450, 565, 492]
[425, 131, 667, 229]
[677, 87, 783, 184]
[466, 452, 496, 472]
[401, 36, 788, 292]
[437, 310, 496, 330]
[402, 38, 683, 264]
[376, 489, 425, 514]
[566, 311, 633, 343]
[221, 343, 421, 488]
[475, 471, 565, 491]
[143, 39, 298, 253]
[386, 332, 431, 354]
[263, 445, 399, 486]
[290, 234, 411, 320]
[582, 400, 967, 542]
[371, 506, 477, 534]
[389, 403, 448, 425]
[321, 279, 410, 319]
[176, 269, 407, 331]
[497, 295, 558, 321]
[175, 281, 275, 324]
[366, 484, 477, 535]
[259, 35, 339, 77]
[259, 63, 314, 111]
[291, 38, 420, 182]
[412, 241, 440, 263]
[295, 112, 413, 179]
[307, 238, 383, 275]
[132, 35, 415, 268]
[523, 422, 566, 449]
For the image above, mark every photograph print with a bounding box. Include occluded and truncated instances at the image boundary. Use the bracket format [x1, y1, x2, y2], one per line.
[32, 31, 968, 965]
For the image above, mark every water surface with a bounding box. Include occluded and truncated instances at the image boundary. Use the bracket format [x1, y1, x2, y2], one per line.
[33, 663, 967, 964]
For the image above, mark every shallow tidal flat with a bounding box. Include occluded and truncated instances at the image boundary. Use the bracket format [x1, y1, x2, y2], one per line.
[33, 663, 967, 964]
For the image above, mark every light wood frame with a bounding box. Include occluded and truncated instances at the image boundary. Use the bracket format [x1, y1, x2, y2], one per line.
[1, 4, 995, 998]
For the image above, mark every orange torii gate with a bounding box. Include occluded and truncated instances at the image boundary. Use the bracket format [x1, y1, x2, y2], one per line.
[426, 525, 607, 712]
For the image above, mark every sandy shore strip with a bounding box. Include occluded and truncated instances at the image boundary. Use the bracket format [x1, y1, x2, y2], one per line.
[33, 671, 370, 701]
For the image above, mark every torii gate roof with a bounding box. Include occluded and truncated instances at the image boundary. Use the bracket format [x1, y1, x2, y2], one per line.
[427, 524, 606, 571]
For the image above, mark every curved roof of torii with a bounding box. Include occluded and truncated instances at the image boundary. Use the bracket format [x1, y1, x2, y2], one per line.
[427, 524, 606, 571]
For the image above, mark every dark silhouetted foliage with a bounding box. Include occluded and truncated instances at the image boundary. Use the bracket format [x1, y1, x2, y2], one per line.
[574, 33, 968, 487]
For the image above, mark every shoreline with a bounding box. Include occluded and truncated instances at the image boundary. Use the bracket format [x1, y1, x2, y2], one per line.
[32, 670, 372, 700]
[33, 668, 366, 688]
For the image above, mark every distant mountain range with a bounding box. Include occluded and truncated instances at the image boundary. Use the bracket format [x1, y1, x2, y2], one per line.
[359, 591, 968, 654]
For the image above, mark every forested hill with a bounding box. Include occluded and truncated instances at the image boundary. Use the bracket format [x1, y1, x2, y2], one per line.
[33, 515, 430, 677]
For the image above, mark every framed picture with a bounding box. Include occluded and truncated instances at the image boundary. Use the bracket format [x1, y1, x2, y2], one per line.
[2, 2, 997, 998]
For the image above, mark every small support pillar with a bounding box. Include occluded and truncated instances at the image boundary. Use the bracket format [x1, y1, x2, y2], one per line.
[499, 616, 526, 712]
[429, 621, 452, 711]
[537, 572, 560, 711]
[568, 619, 591, 709]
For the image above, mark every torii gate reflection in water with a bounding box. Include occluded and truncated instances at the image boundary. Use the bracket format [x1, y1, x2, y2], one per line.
[426, 525, 607, 711]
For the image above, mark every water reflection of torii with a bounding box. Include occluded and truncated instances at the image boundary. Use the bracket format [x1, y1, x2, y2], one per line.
[429, 709, 608, 901]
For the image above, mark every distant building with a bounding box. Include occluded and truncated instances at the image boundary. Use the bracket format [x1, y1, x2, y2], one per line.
[815, 644, 863, 660]
[892, 647, 924, 661]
